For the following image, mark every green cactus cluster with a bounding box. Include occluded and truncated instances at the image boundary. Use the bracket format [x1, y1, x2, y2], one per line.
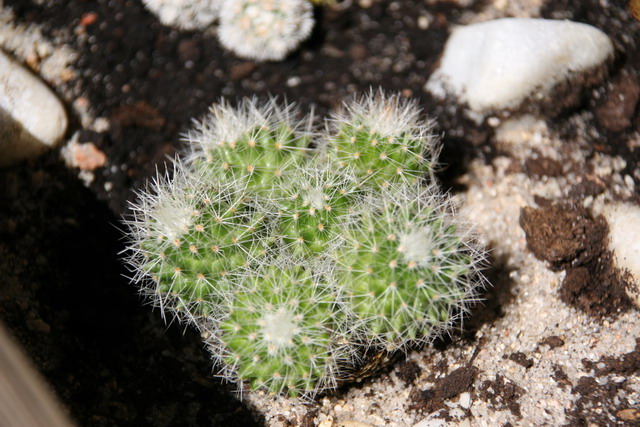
[124, 91, 487, 397]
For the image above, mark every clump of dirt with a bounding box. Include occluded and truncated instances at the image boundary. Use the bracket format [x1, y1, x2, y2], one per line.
[300, 410, 317, 427]
[595, 70, 640, 132]
[477, 375, 526, 418]
[583, 338, 640, 377]
[567, 339, 640, 426]
[409, 365, 478, 413]
[519, 202, 633, 317]
[551, 365, 572, 390]
[505, 352, 533, 369]
[396, 360, 422, 385]
[519, 202, 604, 269]
[536, 335, 565, 351]
[523, 155, 564, 178]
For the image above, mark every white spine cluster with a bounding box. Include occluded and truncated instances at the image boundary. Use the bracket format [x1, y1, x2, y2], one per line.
[142, 0, 221, 30]
[329, 91, 433, 139]
[218, 0, 315, 61]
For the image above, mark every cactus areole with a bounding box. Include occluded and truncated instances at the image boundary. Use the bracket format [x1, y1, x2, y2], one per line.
[123, 91, 487, 397]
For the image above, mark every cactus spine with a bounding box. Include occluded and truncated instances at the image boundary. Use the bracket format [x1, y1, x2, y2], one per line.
[124, 91, 487, 397]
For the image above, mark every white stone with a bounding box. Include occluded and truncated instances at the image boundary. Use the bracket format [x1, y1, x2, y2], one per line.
[599, 202, 640, 308]
[459, 391, 472, 409]
[425, 18, 614, 118]
[0, 50, 67, 167]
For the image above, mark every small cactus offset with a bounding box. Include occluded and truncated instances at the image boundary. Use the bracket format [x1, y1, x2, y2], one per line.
[324, 94, 438, 190]
[333, 185, 483, 349]
[274, 164, 360, 257]
[124, 91, 487, 397]
[184, 98, 314, 196]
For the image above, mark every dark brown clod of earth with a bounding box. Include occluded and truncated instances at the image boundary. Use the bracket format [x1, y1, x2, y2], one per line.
[300, 410, 317, 427]
[567, 339, 640, 425]
[396, 360, 421, 385]
[519, 202, 633, 317]
[595, 71, 640, 132]
[551, 364, 572, 390]
[537, 335, 565, 351]
[583, 338, 640, 377]
[519, 203, 603, 269]
[110, 100, 166, 131]
[505, 352, 534, 369]
[409, 366, 478, 414]
[524, 156, 563, 178]
[477, 375, 526, 418]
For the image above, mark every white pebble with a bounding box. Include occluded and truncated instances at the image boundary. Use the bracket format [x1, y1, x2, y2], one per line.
[425, 18, 614, 118]
[459, 392, 472, 409]
[598, 202, 640, 308]
[0, 50, 68, 166]
[287, 76, 302, 87]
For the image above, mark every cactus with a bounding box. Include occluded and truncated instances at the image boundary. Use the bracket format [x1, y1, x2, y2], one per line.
[184, 97, 314, 196]
[142, 0, 221, 30]
[333, 185, 485, 349]
[124, 92, 487, 398]
[124, 162, 272, 321]
[217, 0, 315, 61]
[324, 92, 438, 190]
[274, 164, 361, 257]
[213, 262, 350, 396]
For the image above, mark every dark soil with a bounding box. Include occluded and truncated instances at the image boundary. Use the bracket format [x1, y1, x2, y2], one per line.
[536, 335, 565, 351]
[0, 157, 260, 426]
[505, 352, 534, 369]
[523, 155, 564, 178]
[477, 375, 526, 418]
[519, 202, 633, 317]
[409, 365, 478, 414]
[396, 360, 422, 385]
[566, 339, 640, 426]
[1, 0, 639, 425]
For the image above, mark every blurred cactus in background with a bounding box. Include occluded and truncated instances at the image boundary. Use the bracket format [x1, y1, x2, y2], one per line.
[142, 0, 319, 61]
[218, 0, 315, 61]
[142, 0, 221, 30]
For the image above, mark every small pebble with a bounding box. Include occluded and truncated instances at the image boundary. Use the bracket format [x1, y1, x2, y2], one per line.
[61, 140, 107, 171]
[0, 50, 68, 167]
[459, 392, 471, 409]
